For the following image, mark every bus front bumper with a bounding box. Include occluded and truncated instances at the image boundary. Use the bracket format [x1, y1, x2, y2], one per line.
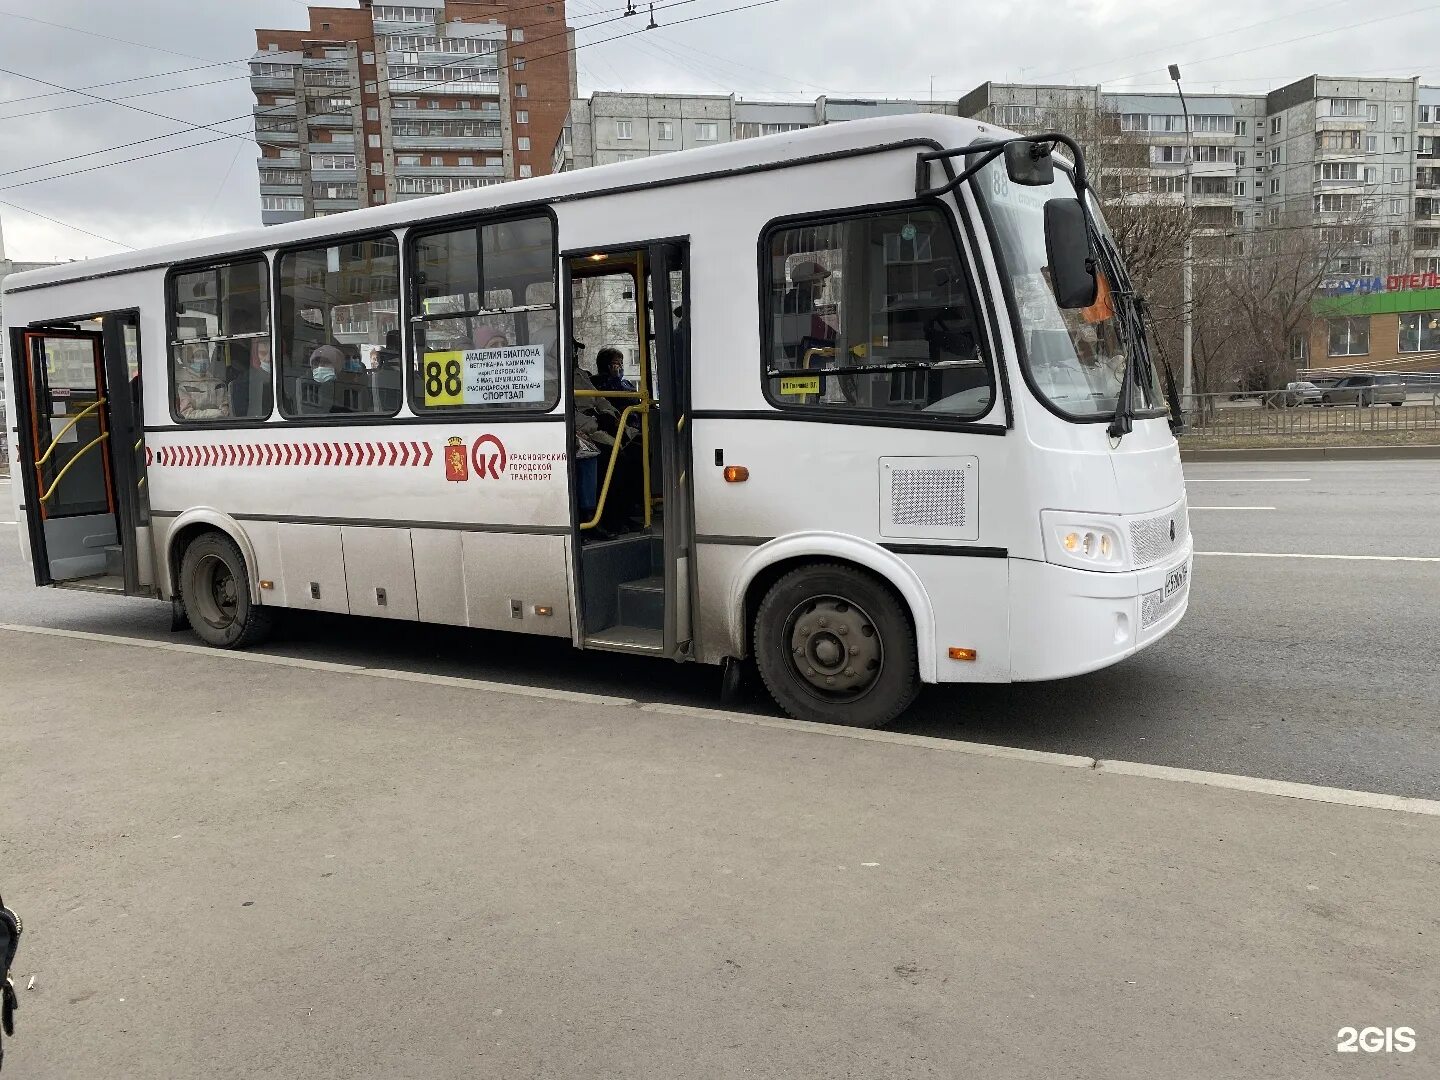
[1006, 547, 1192, 683]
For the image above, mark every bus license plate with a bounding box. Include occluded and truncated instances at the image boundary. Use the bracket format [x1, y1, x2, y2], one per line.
[1163, 562, 1189, 600]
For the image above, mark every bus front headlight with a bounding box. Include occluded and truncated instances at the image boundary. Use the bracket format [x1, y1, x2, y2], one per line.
[1041, 511, 1128, 572]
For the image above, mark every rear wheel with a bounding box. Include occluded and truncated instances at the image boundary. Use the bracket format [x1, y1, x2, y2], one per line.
[179, 531, 273, 649]
[754, 563, 919, 728]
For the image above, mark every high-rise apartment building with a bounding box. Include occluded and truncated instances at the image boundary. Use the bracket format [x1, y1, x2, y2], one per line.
[252, 0, 576, 225]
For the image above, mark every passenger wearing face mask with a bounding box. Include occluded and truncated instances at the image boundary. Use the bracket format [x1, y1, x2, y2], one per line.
[174, 342, 230, 420]
[234, 339, 274, 419]
[305, 344, 343, 414]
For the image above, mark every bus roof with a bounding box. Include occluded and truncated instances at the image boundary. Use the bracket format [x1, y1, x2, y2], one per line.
[4, 113, 995, 294]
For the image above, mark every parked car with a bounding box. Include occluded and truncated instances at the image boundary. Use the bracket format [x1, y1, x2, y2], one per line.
[1265, 380, 1324, 408]
[1320, 374, 1407, 407]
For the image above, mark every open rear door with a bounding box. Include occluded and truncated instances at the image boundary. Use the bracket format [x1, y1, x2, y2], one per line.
[19, 329, 119, 584]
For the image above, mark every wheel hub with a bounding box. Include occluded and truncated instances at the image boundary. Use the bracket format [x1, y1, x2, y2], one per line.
[786, 595, 883, 702]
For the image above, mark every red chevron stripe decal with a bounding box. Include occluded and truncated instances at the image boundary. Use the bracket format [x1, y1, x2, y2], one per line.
[422, 442, 433, 467]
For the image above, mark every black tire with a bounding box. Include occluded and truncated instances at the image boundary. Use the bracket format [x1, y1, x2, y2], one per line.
[179, 531, 274, 649]
[1391, 401, 1403, 407]
[1321, 395, 1333, 407]
[753, 563, 919, 728]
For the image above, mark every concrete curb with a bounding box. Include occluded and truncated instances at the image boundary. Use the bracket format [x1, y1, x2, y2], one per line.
[5, 622, 1437, 818]
[1181, 443, 1440, 461]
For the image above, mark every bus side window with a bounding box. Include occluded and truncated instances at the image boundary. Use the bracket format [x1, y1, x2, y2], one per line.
[168, 257, 270, 422]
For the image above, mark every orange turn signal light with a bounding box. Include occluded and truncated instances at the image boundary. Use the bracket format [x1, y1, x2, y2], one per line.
[723, 465, 749, 483]
[259, 580, 274, 590]
[948, 647, 977, 662]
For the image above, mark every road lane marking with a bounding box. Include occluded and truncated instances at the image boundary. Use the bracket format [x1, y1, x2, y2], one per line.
[1, 622, 1436, 817]
[1197, 551, 1440, 562]
[1185, 478, 1310, 483]
[1188, 506, 1275, 511]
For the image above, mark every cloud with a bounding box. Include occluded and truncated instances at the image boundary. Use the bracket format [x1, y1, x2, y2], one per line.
[1, 0, 1436, 261]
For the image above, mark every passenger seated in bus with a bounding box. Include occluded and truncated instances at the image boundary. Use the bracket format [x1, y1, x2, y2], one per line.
[232, 339, 274, 419]
[574, 352, 645, 533]
[777, 261, 836, 366]
[472, 324, 510, 350]
[174, 342, 230, 420]
[302, 344, 344, 414]
[593, 346, 634, 393]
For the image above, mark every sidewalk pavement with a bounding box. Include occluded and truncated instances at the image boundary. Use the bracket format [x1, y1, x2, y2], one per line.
[1, 628, 1435, 1079]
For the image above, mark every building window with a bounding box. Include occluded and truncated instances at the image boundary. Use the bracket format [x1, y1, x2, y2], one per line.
[1366, 135, 1378, 153]
[1326, 98, 1363, 117]
[616, 120, 632, 140]
[1290, 334, 1307, 362]
[362, 51, 375, 65]
[398, 154, 420, 166]
[1234, 118, 1247, 135]
[1120, 113, 1148, 131]
[1269, 147, 1281, 165]
[1270, 116, 1281, 135]
[1391, 198, 1405, 215]
[430, 155, 444, 165]
[373, 189, 385, 203]
[1394, 106, 1406, 123]
[1398, 312, 1440, 352]
[459, 156, 473, 166]
[486, 156, 502, 166]
[1422, 105, 1434, 124]
[1364, 166, 1378, 183]
[519, 164, 533, 177]
[1319, 162, 1359, 181]
[278, 236, 401, 418]
[1327, 316, 1370, 357]
[516, 110, 528, 124]
[517, 136, 531, 151]
[616, 153, 633, 162]
[368, 134, 381, 148]
[310, 153, 357, 171]
[513, 57, 525, 70]
[511, 28, 524, 41]
[762, 205, 993, 419]
[168, 258, 271, 422]
[364, 81, 378, 95]
[657, 120, 673, 141]
[516, 83, 528, 98]
[1270, 178, 1279, 195]
[1393, 136, 1406, 152]
[695, 121, 718, 141]
[1390, 166, 1404, 184]
[1367, 104, 1379, 123]
[367, 107, 380, 121]
[1236, 180, 1246, 196]
[1236, 151, 1246, 166]
[408, 214, 558, 413]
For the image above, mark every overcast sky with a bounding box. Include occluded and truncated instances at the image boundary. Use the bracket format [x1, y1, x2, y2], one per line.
[1, 0, 1437, 262]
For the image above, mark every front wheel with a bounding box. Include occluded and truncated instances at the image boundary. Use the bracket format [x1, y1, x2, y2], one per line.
[179, 531, 274, 649]
[753, 563, 920, 728]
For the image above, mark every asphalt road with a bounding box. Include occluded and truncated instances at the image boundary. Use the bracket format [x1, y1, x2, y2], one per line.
[3, 460, 1438, 799]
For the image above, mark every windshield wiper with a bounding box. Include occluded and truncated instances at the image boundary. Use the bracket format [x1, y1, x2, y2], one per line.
[1091, 229, 1150, 441]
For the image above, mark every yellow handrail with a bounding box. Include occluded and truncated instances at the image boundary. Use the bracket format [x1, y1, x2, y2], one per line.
[579, 403, 652, 531]
[34, 397, 105, 468]
[37, 432, 109, 504]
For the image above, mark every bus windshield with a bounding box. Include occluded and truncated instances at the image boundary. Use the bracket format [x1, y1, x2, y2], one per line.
[975, 154, 1164, 421]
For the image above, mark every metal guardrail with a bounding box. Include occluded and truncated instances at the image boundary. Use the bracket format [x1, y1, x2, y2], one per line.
[1185, 391, 1440, 438]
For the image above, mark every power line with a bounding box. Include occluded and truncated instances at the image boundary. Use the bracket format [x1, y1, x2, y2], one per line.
[0, 73, 255, 124]
[0, 0, 714, 181]
[0, 0, 791, 194]
[0, 59, 249, 109]
[0, 198, 133, 249]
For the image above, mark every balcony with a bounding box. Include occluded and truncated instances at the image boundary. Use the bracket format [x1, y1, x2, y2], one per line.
[308, 140, 356, 154]
[261, 208, 306, 226]
[250, 75, 295, 91]
[391, 134, 502, 151]
[387, 107, 501, 122]
[259, 181, 304, 196]
[308, 112, 355, 129]
[257, 129, 300, 145]
[395, 163, 504, 177]
[256, 102, 297, 118]
[389, 79, 499, 95]
[314, 198, 362, 213]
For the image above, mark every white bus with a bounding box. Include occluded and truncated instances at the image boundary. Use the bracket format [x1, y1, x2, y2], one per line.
[3, 115, 1191, 728]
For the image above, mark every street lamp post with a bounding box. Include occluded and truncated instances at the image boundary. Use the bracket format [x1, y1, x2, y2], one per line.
[1169, 63, 1195, 414]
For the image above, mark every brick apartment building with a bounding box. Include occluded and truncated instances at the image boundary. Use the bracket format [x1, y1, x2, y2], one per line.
[252, 0, 576, 224]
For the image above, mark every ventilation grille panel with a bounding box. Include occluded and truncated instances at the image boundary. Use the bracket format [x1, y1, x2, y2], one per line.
[879, 456, 979, 541]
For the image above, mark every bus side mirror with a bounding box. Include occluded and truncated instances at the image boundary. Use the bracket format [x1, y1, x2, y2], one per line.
[1004, 141, 1054, 186]
[1043, 198, 1098, 309]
